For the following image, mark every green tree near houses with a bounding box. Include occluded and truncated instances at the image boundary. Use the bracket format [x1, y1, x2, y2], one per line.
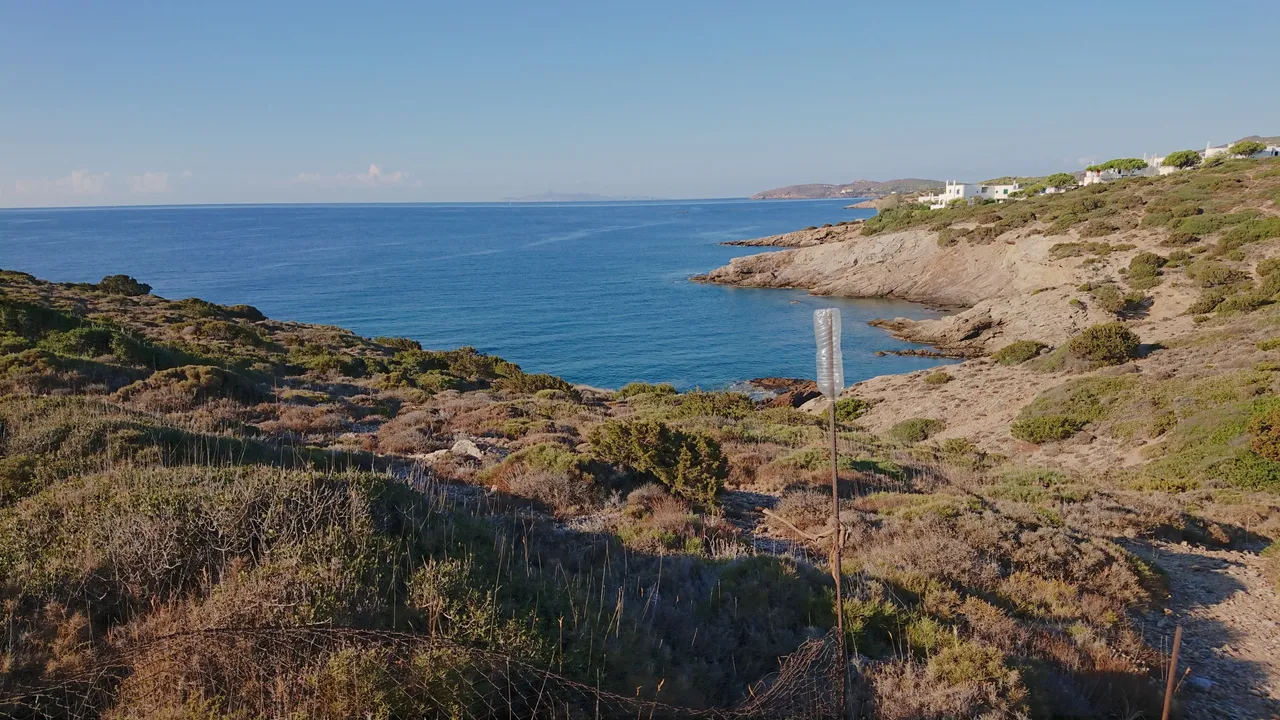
[1045, 173, 1076, 188]
[1230, 140, 1267, 157]
[1162, 150, 1201, 169]
[1085, 158, 1148, 173]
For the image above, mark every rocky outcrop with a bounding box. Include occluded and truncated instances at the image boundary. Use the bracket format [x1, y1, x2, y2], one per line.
[694, 228, 1128, 353]
[724, 223, 862, 248]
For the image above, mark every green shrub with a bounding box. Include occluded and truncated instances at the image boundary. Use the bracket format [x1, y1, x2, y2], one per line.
[374, 336, 422, 352]
[0, 332, 30, 354]
[928, 643, 1011, 686]
[173, 297, 226, 319]
[495, 372, 578, 398]
[0, 454, 38, 505]
[1090, 284, 1125, 313]
[1258, 258, 1280, 277]
[96, 274, 151, 296]
[1010, 375, 1135, 443]
[616, 382, 678, 398]
[483, 443, 586, 481]
[1188, 261, 1247, 288]
[192, 320, 265, 346]
[0, 299, 81, 339]
[1222, 451, 1280, 491]
[673, 390, 754, 419]
[922, 371, 953, 385]
[1248, 405, 1280, 462]
[116, 365, 269, 408]
[1223, 218, 1280, 246]
[887, 418, 945, 444]
[1187, 290, 1226, 314]
[834, 397, 872, 422]
[1127, 252, 1167, 290]
[412, 370, 463, 392]
[1216, 292, 1268, 315]
[991, 340, 1047, 365]
[1011, 415, 1085, 444]
[289, 345, 367, 377]
[1064, 323, 1140, 366]
[588, 419, 726, 504]
[224, 304, 266, 322]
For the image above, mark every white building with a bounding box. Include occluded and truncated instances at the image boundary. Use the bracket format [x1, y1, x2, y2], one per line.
[1080, 165, 1151, 186]
[1204, 141, 1280, 160]
[920, 181, 1020, 209]
[1204, 142, 1232, 159]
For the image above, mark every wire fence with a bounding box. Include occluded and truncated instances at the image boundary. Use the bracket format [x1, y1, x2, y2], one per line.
[0, 626, 856, 720]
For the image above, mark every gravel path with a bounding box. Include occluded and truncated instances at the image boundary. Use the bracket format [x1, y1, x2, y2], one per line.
[1130, 541, 1280, 719]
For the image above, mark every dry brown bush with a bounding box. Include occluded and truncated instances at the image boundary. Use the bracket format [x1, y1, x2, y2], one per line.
[503, 469, 592, 517]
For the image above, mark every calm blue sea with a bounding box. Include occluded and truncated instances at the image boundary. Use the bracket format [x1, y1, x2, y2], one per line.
[0, 199, 951, 389]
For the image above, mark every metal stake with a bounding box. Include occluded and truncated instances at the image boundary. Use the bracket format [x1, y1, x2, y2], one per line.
[1161, 625, 1182, 720]
[830, 390, 847, 718]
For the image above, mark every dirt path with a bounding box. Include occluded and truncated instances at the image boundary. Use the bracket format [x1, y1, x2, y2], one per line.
[1129, 541, 1280, 719]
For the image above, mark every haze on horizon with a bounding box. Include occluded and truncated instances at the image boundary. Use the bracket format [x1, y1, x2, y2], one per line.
[1, 0, 1276, 209]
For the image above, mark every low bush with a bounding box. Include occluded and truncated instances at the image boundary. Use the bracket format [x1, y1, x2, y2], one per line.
[673, 390, 754, 420]
[96, 274, 151, 296]
[495, 372, 578, 399]
[1257, 258, 1280, 277]
[1010, 375, 1135, 443]
[224, 304, 266, 322]
[835, 397, 872, 422]
[1187, 290, 1226, 314]
[1222, 218, 1280, 246]
[887, 418, 945, 444]
[1187, 261, 1247, 288]
[289, 344, 367, 377]
[1248, 404, 1280, 462]
[922, 371, 953, 385]
[927, 642, 1012, 687]
[116, 365, 269, 411]
[1011, 415, 1085, 444]
[1064, 323, 1140, 366]
[991, 340, 1047, 365]
[374, 336, 422, 352]
[588, 419, 726, 504]
[1090, 284, 1126, 313]
[616, 382, 677, 398]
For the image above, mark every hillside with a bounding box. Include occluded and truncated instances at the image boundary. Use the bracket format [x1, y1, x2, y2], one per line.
[750, 178, 943, 200]
[4, 262, 1269, 715]
[700, 157, 1280, 715]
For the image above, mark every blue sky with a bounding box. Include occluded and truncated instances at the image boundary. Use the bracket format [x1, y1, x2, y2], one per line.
[1, 0, 1276, 207]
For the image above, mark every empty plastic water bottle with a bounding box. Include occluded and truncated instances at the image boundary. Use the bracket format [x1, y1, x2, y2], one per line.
[813, 308, 845, 398]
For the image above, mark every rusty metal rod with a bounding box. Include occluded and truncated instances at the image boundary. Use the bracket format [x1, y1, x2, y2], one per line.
[1161, 625, 1183, 720]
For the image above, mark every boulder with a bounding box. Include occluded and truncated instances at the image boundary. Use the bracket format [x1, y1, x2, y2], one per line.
[450, 438, 485, 460]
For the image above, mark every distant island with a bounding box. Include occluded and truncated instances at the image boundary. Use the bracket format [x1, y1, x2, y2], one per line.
[749, 178, 944, 200]
[500, 191, 659, 202]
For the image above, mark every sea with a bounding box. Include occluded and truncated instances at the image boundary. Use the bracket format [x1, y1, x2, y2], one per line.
[0, 199, 953, 390]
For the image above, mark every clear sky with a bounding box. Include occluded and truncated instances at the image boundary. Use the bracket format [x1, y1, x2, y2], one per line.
[1, 0, 1276, 207]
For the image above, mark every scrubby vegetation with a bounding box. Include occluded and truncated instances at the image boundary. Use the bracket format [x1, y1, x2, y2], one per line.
[0, 269, 1219, 716]
[858, 154, 1280, 257]
[991, 340, 1047, 365]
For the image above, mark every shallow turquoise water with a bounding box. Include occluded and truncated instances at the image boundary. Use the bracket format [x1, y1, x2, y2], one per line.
[0, 199, 952, 389]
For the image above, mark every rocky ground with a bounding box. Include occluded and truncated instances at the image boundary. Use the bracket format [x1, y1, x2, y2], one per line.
[1129, 540, 1280, 719]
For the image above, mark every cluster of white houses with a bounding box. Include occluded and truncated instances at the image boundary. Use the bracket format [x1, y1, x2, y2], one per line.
[918, 141, 1280, 209]
[917, 181, 1022, 209]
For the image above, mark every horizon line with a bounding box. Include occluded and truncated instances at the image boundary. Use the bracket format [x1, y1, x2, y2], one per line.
[0, 196, 869, 212]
